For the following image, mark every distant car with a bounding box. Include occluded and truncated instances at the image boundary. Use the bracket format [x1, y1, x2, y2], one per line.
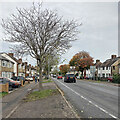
[0, 77, 21, 89]
[53, 75, 57, 78]
[64, 74, 76, 83]
[107, 76, 113, 82]
[57, 75, 62, 79]
[76, 76, 80, 79]
[26, 76, 33, 81]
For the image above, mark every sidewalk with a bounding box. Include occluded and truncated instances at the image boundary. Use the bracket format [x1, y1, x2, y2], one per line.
[9, 82, 78, 118]
[2, 82, 37, 118]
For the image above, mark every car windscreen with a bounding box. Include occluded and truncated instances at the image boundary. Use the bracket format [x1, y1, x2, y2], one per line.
[67, 74, 75, 77]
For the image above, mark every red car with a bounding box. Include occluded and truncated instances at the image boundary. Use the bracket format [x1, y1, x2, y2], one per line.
[107, 76, 113, 82]
[57, 75, 62, 79]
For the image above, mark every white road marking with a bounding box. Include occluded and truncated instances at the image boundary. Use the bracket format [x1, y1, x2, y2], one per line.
[56, 79, 118, 119]
[6, 103, 21, 118]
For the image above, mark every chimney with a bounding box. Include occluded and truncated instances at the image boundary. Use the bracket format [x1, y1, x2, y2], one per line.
[111, 55, 117, 59]
[18, 58, 22, 63]
[96, 59, 100, 63]
[8, 53, 14, 57]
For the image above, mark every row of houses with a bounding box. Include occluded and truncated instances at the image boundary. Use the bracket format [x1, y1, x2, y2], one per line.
[85, 55, 120, 78]
[0, 53, 37, 78]
[68, 55, 120, 78]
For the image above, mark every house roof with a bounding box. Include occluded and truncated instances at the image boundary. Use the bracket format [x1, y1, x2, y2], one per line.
[0, 54, 14, 64]
[0, 54, 9, 61]
[0, 52, 18, 63]
[94, 61, 102, 68]
[100, 57, 120, 67]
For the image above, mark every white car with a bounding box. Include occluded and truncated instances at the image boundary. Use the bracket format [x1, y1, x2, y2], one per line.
[26, 76, 33, 81]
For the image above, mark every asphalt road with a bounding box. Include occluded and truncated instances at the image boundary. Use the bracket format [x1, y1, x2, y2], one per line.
[53, 78, 119, 119]
[1, 82, 37, 118]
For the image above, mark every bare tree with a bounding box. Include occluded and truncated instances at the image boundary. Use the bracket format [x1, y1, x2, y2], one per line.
[10, 45, 29, 59]
[1, 3, 80, 90]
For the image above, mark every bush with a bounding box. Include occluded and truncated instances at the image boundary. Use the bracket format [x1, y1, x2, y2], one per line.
[112, 74, 120, 84]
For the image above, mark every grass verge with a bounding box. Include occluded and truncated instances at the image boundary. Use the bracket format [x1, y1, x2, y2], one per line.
[42, 79, 53, 83]
[0, 92, 8, 98]
[24, 89, 59, 102]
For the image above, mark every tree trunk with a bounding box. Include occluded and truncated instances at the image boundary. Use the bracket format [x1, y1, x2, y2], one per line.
[81, 70, 83, 79]
[38, 60, 43, 90]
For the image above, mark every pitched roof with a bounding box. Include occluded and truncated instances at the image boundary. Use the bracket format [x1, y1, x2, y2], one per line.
[0, 54, 9, 61]
[94, 61, 102, 68]
[0, 52, 18, 62]
[100, 57, 120, 67]
[0, 54, 14, 64]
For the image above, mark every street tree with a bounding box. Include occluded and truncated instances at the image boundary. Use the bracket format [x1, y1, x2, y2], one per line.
[1, 3, 80, 90]
[43, 54, 60, 76]
[59, 64, 70, 75]
[69, 51, 94, 77]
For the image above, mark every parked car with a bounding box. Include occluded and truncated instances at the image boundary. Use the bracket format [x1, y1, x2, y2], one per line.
[11, 76, 18, 81]
[0, 77, 21, 89]
[0, 78, 12, 91]
[26, 76, 33, 81]
[57, 75, 62, 79]
[107, 76, 113, 82]
[76, 76, 80, 79]
[11, 76, 25, 85]
[53, 75, 57, 78]
[17, 76, 25, 85]
[64, 74, 76, 83]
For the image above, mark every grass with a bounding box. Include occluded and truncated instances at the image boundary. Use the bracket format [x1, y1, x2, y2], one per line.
[0, 92, 8, 98]
[24, 89, 59, 102]
[42, 79, 53, 83]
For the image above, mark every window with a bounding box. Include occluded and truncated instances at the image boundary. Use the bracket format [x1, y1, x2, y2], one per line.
[9, 62, 13, 68]
[2, 72, 7, 77]
[2, 60, 7, 67]
[113, 66, 115, 70]
[106, 74, 108, 77]
[106, 67, 108, 70]
[102, 74, 105, 78]
[103, 67, 105, 70]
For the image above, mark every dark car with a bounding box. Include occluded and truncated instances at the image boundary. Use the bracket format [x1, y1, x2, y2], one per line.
[64, 74, 76, 83]
[17, 76, 25, 85]
[11, 76, 18, 81]
[0, 77, 21, 90]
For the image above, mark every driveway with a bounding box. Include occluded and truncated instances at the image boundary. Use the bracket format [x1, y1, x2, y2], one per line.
[53, 78, 119, 119]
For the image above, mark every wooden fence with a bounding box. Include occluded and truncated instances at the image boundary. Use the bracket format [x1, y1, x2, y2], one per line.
[0, 83, 9, 93]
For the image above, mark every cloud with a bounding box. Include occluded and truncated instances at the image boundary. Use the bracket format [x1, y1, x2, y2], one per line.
[0, 2, 118, 65]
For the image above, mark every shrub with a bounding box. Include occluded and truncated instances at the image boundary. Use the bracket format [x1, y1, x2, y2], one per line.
[112, 74, 120, 84]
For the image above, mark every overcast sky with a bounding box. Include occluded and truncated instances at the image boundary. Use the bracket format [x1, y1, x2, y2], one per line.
[0, 2, 118, 66]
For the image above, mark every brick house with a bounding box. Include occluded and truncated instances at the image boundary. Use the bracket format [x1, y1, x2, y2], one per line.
[17, 59, 27, 77]
[98, 55, 120, 78]
[31, 66, 37, 76]
[1, 53, 18, 76]
[111, 57, 120, 75]
[26, 64, 32, 76]
[0, 54, 14, 78]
